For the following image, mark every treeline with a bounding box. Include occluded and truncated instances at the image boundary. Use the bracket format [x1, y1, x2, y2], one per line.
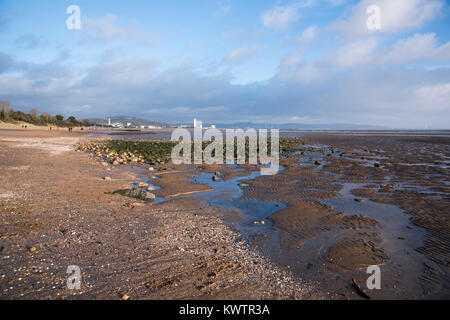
[0, 100, 92, 127]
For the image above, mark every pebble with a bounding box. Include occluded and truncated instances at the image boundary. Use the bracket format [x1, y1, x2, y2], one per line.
[103, 177, 112, 181]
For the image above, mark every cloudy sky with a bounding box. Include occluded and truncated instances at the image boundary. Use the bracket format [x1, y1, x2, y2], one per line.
[0, 0, 449, 128]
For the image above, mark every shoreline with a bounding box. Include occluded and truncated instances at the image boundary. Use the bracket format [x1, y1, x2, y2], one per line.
[1, 128, 449, 299]
[0, 129, 322, 300]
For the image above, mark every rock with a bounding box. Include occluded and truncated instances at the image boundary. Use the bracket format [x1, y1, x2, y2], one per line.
[114, 188, 156, 202]
[215, 171, 221, 176]
[314, 161, 321, 165]
[148, 167, 155, 171]
[101, 162, 109, 167]
[29, 247, 37, 253]
[354, 198, 364, 203]
[103, 177, 112, 181]
[147, 186, 156, 191]
[212, 176, 219, 181]
[138, 182, 149, 188]
[127, 203, 146, 209]
[120, 295, 130, 301]
[374, 163, 381, 168]
[253, 220, 265, 225]
[238, 183, 249, 187]
[112, 161, 120, 166]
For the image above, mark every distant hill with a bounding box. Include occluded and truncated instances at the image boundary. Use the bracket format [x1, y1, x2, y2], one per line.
[201, 122, 391, 130]
[88, 116, 169, 128]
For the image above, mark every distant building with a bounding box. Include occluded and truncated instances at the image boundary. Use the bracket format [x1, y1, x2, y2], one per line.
[111, 122, 124, 128]
[194, 118, 202, 129]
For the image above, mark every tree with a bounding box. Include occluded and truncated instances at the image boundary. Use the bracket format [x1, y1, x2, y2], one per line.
[41, 112, 50, 122]
[0, 100, 11, 112]
[67, 116, 77, 124]
[31, 108, 39, 119]
[0, 101, 11, 121]
[55, 114, 64, 122]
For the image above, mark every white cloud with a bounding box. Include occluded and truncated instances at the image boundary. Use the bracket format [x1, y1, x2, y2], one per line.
[262, 1, 315, 30]
[415, 83, 450, 111]
[323, 33, 450, 67]
[383, 33, 450, 64]
[298, 25, 318, 43]
[330, 0, 444, 36]
[82, 14, 159, 42]
[281, 52, 303, 68]
[327, 38, 379, 67]
[223, 46, 261, 64]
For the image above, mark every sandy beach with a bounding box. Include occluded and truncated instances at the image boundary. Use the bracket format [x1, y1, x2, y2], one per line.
[0, 128, 322, 300]
[0, 126, 449, 300]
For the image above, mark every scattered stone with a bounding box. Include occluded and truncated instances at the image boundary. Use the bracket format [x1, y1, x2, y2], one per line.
[29, 247, 37, 253]
[114, 188, 156, 202]
[138, 182, 149, 188]
[212, 176, 219, 181]
[253, 220, 265, 225]
[103, 177, 112, 181]
[147, 186, 156, 191]
[314, 161, 321, 166]
[374, 163, 381, 168]
[215, 171, 221, 176]
[126, 202, 146, 209]
[354, 198, 364, 203]
[148, 167, 155, 171]
[238, 183, 249, 187]
[112, 161, 120, 166]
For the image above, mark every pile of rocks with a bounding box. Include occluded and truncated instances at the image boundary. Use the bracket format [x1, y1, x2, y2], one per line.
[77, 142, 151, 166]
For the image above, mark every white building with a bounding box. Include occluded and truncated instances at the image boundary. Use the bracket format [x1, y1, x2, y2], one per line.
[193, 118, 203, 129]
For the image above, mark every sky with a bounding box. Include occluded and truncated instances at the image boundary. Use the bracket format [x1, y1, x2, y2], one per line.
[0, 0, 449, 129]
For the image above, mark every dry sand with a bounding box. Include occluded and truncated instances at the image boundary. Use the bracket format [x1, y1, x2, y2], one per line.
[0, 129, 322, 300]
[1, 128, 449, 300]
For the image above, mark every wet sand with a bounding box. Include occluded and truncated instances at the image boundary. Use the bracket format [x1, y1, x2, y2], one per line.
[0, 130, 320, 300]
[243, 134, 450, 299]
[1, 129, 449, 300]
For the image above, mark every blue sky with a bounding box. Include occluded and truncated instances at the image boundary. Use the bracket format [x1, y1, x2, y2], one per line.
[1, 0, 450, 128]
